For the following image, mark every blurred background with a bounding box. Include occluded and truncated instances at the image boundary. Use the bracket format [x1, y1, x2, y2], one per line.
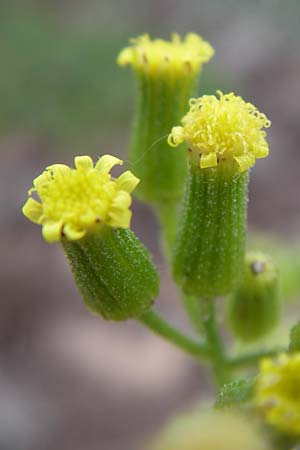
[1, 0, 300, 449]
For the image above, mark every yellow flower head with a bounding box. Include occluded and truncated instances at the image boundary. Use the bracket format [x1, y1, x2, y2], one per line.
[255, 352, 300, 435]
[150, 410, 270, 450]
[117, 33, 214, 77]
[168, 91, 271, 172]
[22, 155, 139, 243]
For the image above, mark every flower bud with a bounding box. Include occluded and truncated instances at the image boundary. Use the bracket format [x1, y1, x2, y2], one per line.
[169, 92, 271, 297]
[22, 154, 159, 320]
[228, 252, 280, 341]
[117, 33, 214, 206]
[150, 409, 271, 450]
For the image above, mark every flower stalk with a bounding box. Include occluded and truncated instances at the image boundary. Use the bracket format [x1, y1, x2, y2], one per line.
[139, 308, 210, 359]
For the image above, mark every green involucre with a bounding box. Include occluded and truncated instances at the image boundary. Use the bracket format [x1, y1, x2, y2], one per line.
[129, 72, 197, 205]
[62, 226, 159, 321]
[173, 159, 248, 297]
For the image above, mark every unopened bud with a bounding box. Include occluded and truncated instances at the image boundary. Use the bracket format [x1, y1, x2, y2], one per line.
[228, 252, 280, 341]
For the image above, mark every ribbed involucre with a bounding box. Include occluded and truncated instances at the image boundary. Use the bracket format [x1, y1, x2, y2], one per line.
[129, 73, 197, 204]
[62, 226, 159, 321]
[173, 161, 248, 297]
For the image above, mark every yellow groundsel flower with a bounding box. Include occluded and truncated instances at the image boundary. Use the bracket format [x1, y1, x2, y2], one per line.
[22, 155, 139, 243]
[255, 353, 300, 435]
[168, 91, 271, 172]
[117, 33, 214, 77]
[150, 410, 270, 450]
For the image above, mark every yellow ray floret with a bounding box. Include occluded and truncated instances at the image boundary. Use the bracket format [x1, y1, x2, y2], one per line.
[168, 91, 271, 172]
[255, 352, 300, 435]
[22, 155, 139, 243]
[117, 33, 214, 77]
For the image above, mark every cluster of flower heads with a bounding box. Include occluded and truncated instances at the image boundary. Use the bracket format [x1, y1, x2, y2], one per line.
[117, 33, 214, 77]
[168, 91, 271, 172]
[255, 352, 300, 436]
[22, 155, 139, 242]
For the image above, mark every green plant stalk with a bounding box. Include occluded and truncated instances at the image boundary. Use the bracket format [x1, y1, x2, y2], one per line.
[139, 308, 210, 359]
[139, 306, 283, 384]
[173, 158, 249, 298]
[226, 347, 285, 369]
[182, 294, 204, 336]
[199, 298, 230, 386]
[129, 71, 196, 206]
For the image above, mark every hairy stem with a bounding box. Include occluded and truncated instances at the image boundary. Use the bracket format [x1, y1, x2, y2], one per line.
[199, 298, 229, 386]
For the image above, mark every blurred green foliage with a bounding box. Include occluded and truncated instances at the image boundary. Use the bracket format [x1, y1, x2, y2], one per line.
[0, 4, 133, 142]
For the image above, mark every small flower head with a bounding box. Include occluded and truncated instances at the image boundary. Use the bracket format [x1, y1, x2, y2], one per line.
[22, 155, 139, 243]
[255, 352, 300, 435]
[168, 91, 271, 172]
[117, 33, 214, 78]
[150, 410, 270, 450]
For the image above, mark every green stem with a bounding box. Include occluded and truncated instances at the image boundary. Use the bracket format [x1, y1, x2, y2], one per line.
[199, 298, 228, 386]
[227, 347, 284, 369]
[200, 299, 224, 359]
[139, 308, 210, 359]
[183, 295, 205, 336]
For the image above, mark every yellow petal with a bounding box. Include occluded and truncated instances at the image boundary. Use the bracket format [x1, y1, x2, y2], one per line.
[116, 171, 140, 193]
[200, 152, 217, 169]
[234, 154, 255, 172]
[112, 191, 132, 210]
[185, 32, 201, 44]
[33, 171, 52, 190]
[253, 146, 269, 159]
[33, 165, 70, 191]
[167, 126, 185, 147]
[74, 156, 93, 171]
[22, 198, 43, 224]
[117, 48, 133, 66]
[46, 164, 70, 175]
[109, 209, 131, 228]
[42, 221, 63, 243]
[63, 224, 86, 241]
[95, 154, 123, 173]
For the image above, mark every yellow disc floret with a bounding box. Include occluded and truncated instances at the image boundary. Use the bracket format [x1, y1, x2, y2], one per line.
[255, 353, 300, 435]
[117, 33, 214, 77]
[168, 91, 271, 172]
[22, 155, 139, 243]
